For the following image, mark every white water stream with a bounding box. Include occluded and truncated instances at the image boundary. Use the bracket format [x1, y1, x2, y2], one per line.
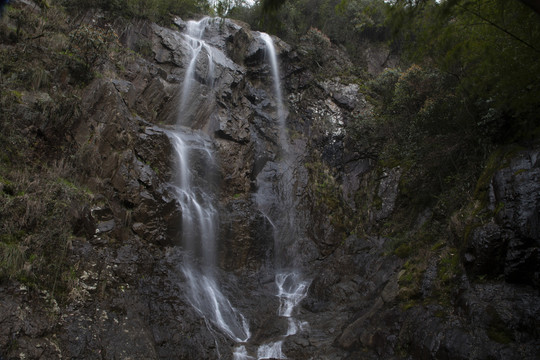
[178, 18, 216, 117]
[260, 33, 288, 152]
[168, 17, 250, 346]
[253, 32, 311, 360]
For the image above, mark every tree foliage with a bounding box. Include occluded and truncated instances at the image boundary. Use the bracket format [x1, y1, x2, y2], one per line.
[234, 0, 390, 60]
[67, 23, 119, 81]
[244, 0, 539, 142]
[388, 0, 540, 141]
[59, 0, 211, 22]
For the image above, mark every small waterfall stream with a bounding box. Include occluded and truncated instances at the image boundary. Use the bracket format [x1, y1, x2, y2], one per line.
[179, 18, 216, 116]
[260, 33, 287, 152]
[253, 33, 311, 360]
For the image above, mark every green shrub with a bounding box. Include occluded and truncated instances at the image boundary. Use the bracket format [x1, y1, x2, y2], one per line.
[394, 242, 412, 258]
[0, 162, 91, 299]
[0, 242, 26, 281]
[67, 24, 119, 81]
[134, 38, 153, 57]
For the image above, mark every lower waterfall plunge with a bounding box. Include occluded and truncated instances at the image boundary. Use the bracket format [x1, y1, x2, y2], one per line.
[168, 129, 251, 344]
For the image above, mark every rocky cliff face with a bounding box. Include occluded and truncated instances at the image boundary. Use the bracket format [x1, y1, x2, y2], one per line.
[279, 53, 540, 358]
[0, 4, 539, 359]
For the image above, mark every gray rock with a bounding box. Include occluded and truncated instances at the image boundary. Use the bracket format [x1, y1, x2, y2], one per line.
[318, 79, 360, 111]
[373, 167, 402, 221]
[491, 148, 540, 240]
[464, 221, 513, 277]
[96, 219, 115, 234]
[342, 158, 371, 208]
[479, 147, 540, 287]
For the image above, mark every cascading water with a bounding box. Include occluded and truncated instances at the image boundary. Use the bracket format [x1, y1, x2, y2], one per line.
[168, 17, 250, 347]
[257, 341, 285, 359]
[169, 130, 218, 267]
[260, 33, 287, 151]
[179, 18, 216, 118]
[255, 32, 311, 360]
[168, 19, 308, 359]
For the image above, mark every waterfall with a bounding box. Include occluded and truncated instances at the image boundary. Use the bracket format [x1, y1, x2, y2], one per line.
[168, 19, 308, 359]
[178, 18, 216, 126]
[259, 33, 287, 151]
[169, 130, 218, 268]
[255, 32, 311, 360]
[168, 17, 250, 345]
[233, 345, 254, 360]
[257, 341, 285, 359]
[275, 272, 310, 318]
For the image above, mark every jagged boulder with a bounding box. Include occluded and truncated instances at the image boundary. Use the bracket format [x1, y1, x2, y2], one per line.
[72, 78, 181, 246]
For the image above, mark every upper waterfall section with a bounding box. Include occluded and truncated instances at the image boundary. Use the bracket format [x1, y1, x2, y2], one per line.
[143, 17, 291, 135]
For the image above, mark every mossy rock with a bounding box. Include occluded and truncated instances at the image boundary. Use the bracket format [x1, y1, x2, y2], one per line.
[486, 306, 515, 344]
[474, 145, 524, 204]
[394, 242, 413, 258]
